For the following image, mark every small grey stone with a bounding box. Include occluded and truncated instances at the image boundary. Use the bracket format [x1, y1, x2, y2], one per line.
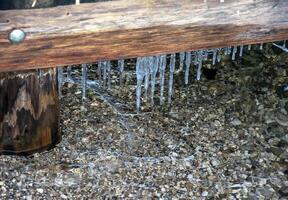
[231, 118, 242, 126]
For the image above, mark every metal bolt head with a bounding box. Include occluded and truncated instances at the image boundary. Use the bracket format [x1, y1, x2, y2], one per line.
[8, 29, 26, 44]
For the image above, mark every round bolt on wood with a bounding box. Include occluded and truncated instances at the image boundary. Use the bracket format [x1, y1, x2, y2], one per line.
[9, 29, 25, 44]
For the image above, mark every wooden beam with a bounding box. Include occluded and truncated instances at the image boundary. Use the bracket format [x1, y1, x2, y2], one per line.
[0, 0, 288, 72]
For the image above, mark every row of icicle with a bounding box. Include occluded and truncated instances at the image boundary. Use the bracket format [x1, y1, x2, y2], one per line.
[57, 41, 287, 111]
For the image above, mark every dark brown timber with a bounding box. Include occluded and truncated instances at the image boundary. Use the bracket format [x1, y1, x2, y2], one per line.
[0, 69, 60, 155]
[0, 0, 288, 72]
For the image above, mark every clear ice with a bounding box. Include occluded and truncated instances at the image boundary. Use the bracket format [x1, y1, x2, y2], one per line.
[57, 40, 271, 109]
[150, 56, 159, 106]
[212, 49, 217, 65]
[179, 52, 185, 72]
[144, 57, 152, 99]
[239, 45, 244, 57]
[260, 43, 263, 50]
[196, 51, 203, 81]
[232, 46, 237, 60]
[66, 66, 72, 82]
[136, 57, 145, 111]
[168, 54, 176, 105]
[107, 61, 112, 89]
[57, 67, 63, 98]
[159, 55, 167, 105]
[82, 64, 87, 100]
[118, 59, 125, 86]
[185, 52, 191, 85]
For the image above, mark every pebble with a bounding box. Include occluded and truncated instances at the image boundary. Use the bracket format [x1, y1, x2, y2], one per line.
[201, 191, 208, 197]
[36, 188, 44, 194]
[231, 118, 242, 126]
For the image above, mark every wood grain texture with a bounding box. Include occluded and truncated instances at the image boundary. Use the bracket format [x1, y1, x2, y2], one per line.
[0, 0, 288, 72]
[0, 69, 60, 155]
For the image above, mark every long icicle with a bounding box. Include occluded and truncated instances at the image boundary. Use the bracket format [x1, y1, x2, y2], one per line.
[118, 59, 125, 86]
[259, 43, 263, 50]
[196, 51, 203, 81]
[159, 55, 167, 105]
[107, 61, 112, 89]
[66, 66, 72, 82]
[239, 45, 244, 57]
[82, 64, 87, 101]
[144, 57, 151, 99]
[168, 54, 176, 105]
[185, 52, 191, 85]
[57, 67, 63, 98]
[150, 56, 159, 106]
[102, 61, 107, 88]
[97, 62, 102, 81]
[232, 46, 237, 60]
[217, 49, 221, 63]
[248, 44, 252, 50]
[212, 49, 217, 65]
[179, 52, 185, 72]
[136, 58, 145, 111]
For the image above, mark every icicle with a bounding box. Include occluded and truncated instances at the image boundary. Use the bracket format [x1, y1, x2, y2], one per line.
[212, 49, 217, 65]
[224, 47, 232, 56]
[107, 61, 111, 89]
[228, 47, 232, 55]
[239, 45, 244, 57]
[224, 47, 229, 55]
[283, 40, 287, 47]
[168, 54, 176, 105]
[66, 66, 72, 81]
[248, 44, 252, 50]
[217, 49, 221, 63]
[102, 61, 107, 87]
[185, 52, 191, 85]
[150, 57, 159, 106]
[37, 69, 44, 78]
[144, 57, 152, 99]
[232, 46, 237, 60]
[179, 52, 185, 72]
[136, 58, 145, 111]
[82, 64, 87, 101]
[118, 59, 125, 86]
[159, 55, 167, 105]
[259, 43, 263, 50]
[57, 67, 63, 98]
[196, 51, 203, 81]
[203, 51, 209, 61]
[97, 62, 102, 80]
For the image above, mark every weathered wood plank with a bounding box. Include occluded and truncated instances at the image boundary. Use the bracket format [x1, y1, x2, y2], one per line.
[0, 0, 288, 72]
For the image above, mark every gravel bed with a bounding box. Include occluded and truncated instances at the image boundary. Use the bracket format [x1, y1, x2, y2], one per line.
[0, 46, 287, 199]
